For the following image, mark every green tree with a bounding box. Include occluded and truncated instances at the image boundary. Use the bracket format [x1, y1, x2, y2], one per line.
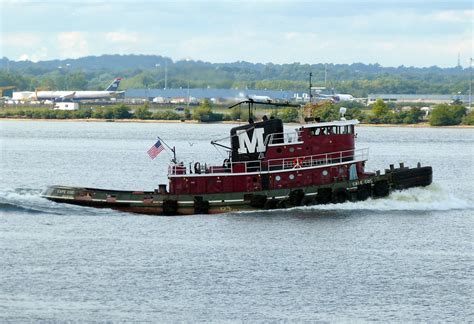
[67, 71, 88, 90]
[152, 110, 181, 120]
[429, 104, 466, 126]
[184, 107, 191, 119]
[371, 99, 389, 118]
[278, 107, 299, 122]
[112, 104, 132, 119]
[134, 104, 152, 119]
[192, 99, 213, 121]
[462, 110, 474, 125]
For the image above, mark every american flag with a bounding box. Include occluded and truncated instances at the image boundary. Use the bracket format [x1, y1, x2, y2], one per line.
[147, 140, 165, 159]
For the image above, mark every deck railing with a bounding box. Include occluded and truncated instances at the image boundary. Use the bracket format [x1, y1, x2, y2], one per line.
[168, 148, 369, 176]
[266, 148, 369, 171]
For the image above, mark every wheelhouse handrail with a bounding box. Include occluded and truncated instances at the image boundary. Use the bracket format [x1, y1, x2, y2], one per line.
[264, 130, 303, 146]
[168, 148, 369, 176]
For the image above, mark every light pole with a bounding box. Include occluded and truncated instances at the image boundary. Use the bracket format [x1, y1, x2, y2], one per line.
[155, 63, 161, 89]
[58, 64, 70, 90]
[187, 78, 190, 110]
[164, 61, 168, 90]
[469, 57, 472, 111]
[58, 66, 63, 90]
[65, 63, 70, 90]
[156, 62, 168, 90]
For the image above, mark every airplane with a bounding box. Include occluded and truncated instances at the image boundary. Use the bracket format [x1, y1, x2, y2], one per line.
[312, 87, 355, 102]
[11, 78, 124, 102]
[247, 94, 273, 102]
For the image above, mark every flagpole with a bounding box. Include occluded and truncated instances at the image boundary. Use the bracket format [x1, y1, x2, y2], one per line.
[157, 136, 177, 163]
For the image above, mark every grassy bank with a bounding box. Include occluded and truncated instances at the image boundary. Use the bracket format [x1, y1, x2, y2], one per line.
[1, 100, 473, 126]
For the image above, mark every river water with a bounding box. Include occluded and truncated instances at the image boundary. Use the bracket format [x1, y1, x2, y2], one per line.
[0, 120, 473, 322]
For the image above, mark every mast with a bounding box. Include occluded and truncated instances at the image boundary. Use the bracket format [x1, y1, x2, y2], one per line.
[157, 136, 177, 164]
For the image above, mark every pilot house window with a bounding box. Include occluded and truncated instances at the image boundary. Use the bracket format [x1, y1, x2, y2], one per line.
[311, 125, 353, 136]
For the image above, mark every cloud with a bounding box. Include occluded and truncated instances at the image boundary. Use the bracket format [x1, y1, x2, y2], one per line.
[18, 46, 48, 62]
[105, 32, 139, 44]
[0, 33, 48, 61]
[1, 1, 472, 67]
[430, 9, 474, 23]
[57, 32, 90, 59]
[1, 33, 42, 48]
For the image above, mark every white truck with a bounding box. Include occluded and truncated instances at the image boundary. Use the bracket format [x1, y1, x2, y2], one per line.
[53, 102, 79, 110]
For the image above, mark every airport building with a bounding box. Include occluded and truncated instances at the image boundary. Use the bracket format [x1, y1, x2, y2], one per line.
[125, 88, 306, 102]
[367, 94, 470, 105]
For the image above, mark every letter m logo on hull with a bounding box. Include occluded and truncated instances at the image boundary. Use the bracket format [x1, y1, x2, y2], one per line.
[237, 128, 265, 154]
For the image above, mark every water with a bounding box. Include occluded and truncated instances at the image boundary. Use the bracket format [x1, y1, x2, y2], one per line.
[1, 120, 473, 322]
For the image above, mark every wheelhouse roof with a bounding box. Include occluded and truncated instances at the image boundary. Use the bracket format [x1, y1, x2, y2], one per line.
[301, 119, 359, 129]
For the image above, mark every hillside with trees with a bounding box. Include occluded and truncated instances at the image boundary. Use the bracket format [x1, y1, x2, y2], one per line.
[0, 55, 470, 97]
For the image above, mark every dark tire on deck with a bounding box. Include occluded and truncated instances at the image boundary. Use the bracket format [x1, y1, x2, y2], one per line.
[264, 199, 278, 209]
[356, 184, 372, 201]
[276, 199, 287, 209]
[249, 194, 267, 208]
[373, 180, 390, 197]
[194, 196, 209, 214]
[162, 199, 178, 215]
[301, 196, 315, 206]
[316, 188, 332, 204]
[332, 189, 349, 204]
[288, 189, 305, 206]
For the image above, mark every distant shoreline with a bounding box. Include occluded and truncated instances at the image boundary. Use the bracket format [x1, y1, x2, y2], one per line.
[1, 117, 473, 128]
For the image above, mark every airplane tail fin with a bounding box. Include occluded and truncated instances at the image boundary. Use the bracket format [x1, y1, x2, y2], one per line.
[105, 78, 122, 91]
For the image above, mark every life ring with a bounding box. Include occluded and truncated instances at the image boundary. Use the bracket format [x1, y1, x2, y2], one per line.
[293, 158, 302, 168]
[194, 162, 201, 174]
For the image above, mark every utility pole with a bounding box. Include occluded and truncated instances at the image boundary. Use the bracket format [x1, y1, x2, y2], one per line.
[309, 72, 313, 103]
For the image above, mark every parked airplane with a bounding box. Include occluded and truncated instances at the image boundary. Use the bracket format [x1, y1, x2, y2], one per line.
[12, 78, 124, 102]
[248, 94, 273, 102]
[316, 92, 355, 102]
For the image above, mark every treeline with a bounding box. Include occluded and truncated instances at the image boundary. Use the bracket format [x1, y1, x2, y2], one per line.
[0, 54, 470, 96]
[1, 100, 472, 126]
[306, 100, 473, 126]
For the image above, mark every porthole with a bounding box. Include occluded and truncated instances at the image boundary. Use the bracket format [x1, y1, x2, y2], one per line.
[276, 148, 282, 154]
[322, 170, 329, 176]
[275, 175, 281, 182]
[289, 147, 295, 153]
[289, 174, 295, 180]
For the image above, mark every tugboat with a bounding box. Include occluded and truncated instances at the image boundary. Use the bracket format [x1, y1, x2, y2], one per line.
[42, 100, 432, 215]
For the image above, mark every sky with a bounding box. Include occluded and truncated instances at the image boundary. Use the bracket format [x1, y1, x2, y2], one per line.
[0, 0, 472, 67]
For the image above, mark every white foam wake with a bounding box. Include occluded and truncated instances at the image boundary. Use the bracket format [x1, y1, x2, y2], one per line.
[302, 184, 473, 212]
[0, 187, 115, 216]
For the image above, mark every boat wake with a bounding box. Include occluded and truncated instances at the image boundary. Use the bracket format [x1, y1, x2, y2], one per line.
[300, 184, 473, 212]
[0, 188, 118, 216]
[1, 184, 471, 218]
